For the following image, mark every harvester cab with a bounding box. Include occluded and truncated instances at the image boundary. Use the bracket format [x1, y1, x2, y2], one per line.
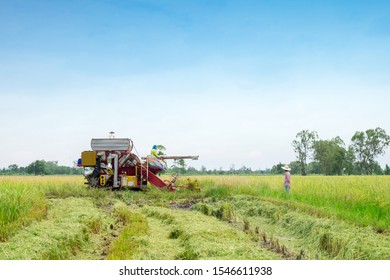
[78, 135, 198, 191]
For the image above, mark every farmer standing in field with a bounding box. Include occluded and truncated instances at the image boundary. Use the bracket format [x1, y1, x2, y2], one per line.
[282, 165, 291, 194]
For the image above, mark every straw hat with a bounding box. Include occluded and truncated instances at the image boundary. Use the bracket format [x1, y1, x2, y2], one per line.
[281, 165, 291, 171]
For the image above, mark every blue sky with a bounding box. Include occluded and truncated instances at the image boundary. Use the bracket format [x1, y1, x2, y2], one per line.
[1, 0, 390, 170]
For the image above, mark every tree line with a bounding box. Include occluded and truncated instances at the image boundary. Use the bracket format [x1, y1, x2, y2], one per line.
[287, 127, 390, 175]
[0, 160, 83, 175]
[2, 127, 389, 176]
[166, 163, 271, 175]
[166, 127, 390, 176]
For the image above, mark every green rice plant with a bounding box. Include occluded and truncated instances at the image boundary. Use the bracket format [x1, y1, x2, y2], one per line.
[169, 228, 184, 239]
[191, 203, 210, 215]
[204, 185, 231, 199]
[211, 203, 234, 222]
[0, 175, 110, 241]
[0, 179, 48, 241]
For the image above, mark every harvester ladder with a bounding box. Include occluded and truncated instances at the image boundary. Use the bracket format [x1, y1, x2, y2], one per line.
[139, 157, 149, 187]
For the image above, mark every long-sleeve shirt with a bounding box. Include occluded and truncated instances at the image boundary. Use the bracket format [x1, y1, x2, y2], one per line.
[151, 148, 159, 158]
[284, 172, 291, 185]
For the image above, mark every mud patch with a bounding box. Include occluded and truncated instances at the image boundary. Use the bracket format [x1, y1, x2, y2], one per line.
[170, 200, 199, 210]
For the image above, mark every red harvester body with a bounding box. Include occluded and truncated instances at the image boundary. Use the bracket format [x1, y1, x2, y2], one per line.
[78, 137, 198, 191]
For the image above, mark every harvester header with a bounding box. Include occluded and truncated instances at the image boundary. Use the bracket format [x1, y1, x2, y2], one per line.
[78, 135, 198, 191]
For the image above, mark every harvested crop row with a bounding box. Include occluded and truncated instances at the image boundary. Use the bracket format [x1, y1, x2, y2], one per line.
[109, 205, 281, 260]
[0, 197, 115, 260]
[191, 195, 390, 260]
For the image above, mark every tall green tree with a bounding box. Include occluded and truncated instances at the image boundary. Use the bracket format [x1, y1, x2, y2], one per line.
[45, 161, 59, 174]
[171, 158, 186, 174]
[292, 130, 318, 175]
[384, 164, 390, 175]
[271, 162, 284, 174]
[156, 145, 166, 156]
[26, 160, 46, 175]
[8, 164, 19, 174]
[313, 136, 346, 175]
[288, 161, 301, 174]
[307, 161, 321, 174]
[344, 146, 357, 175]
[351, 127, 390, 174]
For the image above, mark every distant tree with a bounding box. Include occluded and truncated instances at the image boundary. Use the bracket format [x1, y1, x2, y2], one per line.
[171, 158, 186, 174]
[186, 166, 198, 174]
[344, 146, 357, 175]
[229, 164, 236, 174]
[351, 127, 390, 174]
[26, 160, 46, 175]
[8, 164, 19, 174]
[307, 161, 321, 174]
[384, 164, 390, 175]
[156, 145, 166, 156]
[313, 136, 346, 175]
[373, 163, 384, 175]
[25, 162, 33, 174]
[288, 161, 301, 174]
[271, 162, 284, 174]
[292, 130, 318, 175]
[45, 161, 59, 174]
[2, 160, 82, 175]
[263, 168, 272, 174]
[238, 165, 252, 174]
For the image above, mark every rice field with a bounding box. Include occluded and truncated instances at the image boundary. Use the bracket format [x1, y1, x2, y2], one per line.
[183, 175, 390, 231]
[0, 175, 389, 260]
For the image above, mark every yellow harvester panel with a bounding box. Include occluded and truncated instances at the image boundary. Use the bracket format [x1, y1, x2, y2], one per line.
[81, 151, 97, 166]
[121, 176, 137, 187]
[126, 176, 137, 187]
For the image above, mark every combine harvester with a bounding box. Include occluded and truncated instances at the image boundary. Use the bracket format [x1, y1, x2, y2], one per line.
[78, 133, 199, 191]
